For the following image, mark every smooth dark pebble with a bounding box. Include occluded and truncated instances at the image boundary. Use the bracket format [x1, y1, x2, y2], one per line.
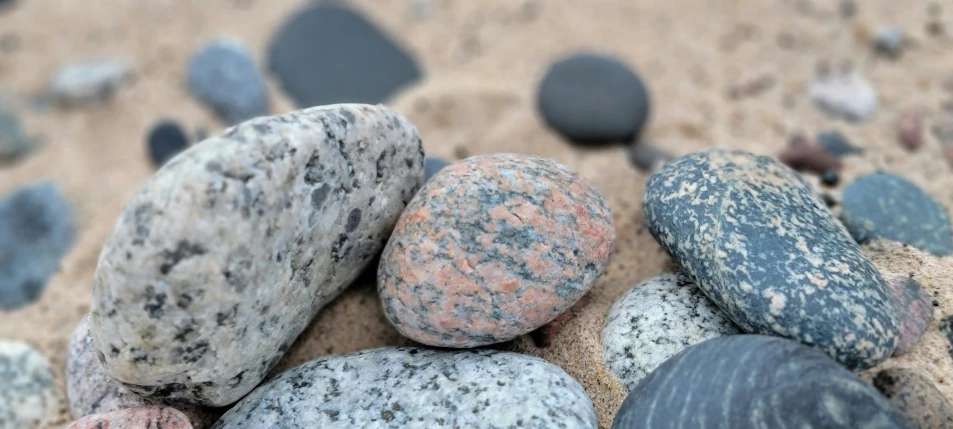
[820, 169, 839, 187]
[822, 193, 838, 208]
[817, 130, 862, 156]
[147, 120, 189, 167]
[778, 133, 842, 174]
[628, 143, 673, 172]
[0, 105, 36, 163]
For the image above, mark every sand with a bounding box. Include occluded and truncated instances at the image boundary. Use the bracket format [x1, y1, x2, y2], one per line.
[1, 0, 952, 427]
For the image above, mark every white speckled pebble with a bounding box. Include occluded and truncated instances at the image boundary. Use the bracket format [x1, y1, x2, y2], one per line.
[0, 339, 56, 428]
[214, 347, 598, 429]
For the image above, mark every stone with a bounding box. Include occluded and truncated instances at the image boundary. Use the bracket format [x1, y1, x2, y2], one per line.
[0, 105, 36, 163]
[186, 39, 268, 125]
[940, 315, 953, 359]
[778, 133, 842, 174]
[897, 110, 923, 151]
[89, 104, 425, 406]
[885, 277, 933, 355]
[214, 347, 598, 429]
[644, 149, 898, 369]
[0, 339, 56, 428]
[147, 119, 190, 167]
[874, 28, 904, 57]
[537, 52, 650, 144]
[628, 143, 673, 172]
[820, 169, 839, 187]
[874, 367, 953, 429]
[0, 182, 75, 309]
[68, 407, 193, 429]
[817, 130, 862, 157]
[611, 335, 908, 429]
[423, 156, 449, 180]
[809, 67, 877, 122]
[268, 3, 421, 108]
[842, 172, 953, 256]
[378, 154, 614, 347]
[50, 59, 131, 105]
[602, 273, 740, 391]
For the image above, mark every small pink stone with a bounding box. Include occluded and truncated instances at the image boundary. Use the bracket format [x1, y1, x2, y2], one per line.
[886, 276, 933, 355]
[896, 110, 922, 151]
[68, 407, 193, 429]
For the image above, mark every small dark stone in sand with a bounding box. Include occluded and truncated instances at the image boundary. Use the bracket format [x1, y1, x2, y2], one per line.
[147, 120, 189, 167]
[821, 169, 839, 187]
[778, 134, 842, 174]
[817, 130, 862, 157]
[897, 110, 922, 151]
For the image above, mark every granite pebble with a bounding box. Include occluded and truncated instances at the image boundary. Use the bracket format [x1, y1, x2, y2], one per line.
[0, 339, 56, 428]
[68, 407, 193, 429]
[147, 119, 189, 167]
[90, 104, 425, 406]
[378, 153, 614, 347]
[612, 335, 908, 429]
[817, 130, 862, 156]
[186, 39, 268, 125]
[602, 273, 740, 391]
[842, 172, 953, 256]
[644, 149, 898, 369]
[50, 59, 131, 105]
[885, 277, 933, 355]
[537, 52, 650, 144]
[214, 347, 598, 429]
[423, 156, 449, 180]
[874, 367, 953, 429]
[809, 67, 877, 122]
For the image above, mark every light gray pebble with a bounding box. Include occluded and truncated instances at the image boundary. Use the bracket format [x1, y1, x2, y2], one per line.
[0, 339, 56, 428]
[187, 39, 269, 124]
[809, 67, 877, 122]
[874, 28, 904, 57]
[50, 59, 131, 105]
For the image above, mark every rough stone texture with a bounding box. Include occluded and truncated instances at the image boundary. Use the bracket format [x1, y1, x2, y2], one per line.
[874, 367, 953, 429]
[423, 156, 449, 180]
[0, 339, 56, 428]
[89, 104, 425, 406]
[50, 59, 131, 105]
[0, 182, 75, 309]
[186, 39, 268, 125]
[214, 347, 598, 429]
[643, 149, 898, 369]
[612, 335, 909, 429]
[817, 130, 863, 157]
[602, 273, 740, 391]
[147, 119, 189, 167]
[378, 153, 615, 347]
[842, 172, 953, 256]
[68, 407, 192, 429]
[808, 67, 878, 122]
[886, 277, 934, 356]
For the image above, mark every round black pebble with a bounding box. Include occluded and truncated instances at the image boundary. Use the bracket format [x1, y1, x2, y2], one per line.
[147, 120, 189, 167]
[822, 193, 838, 208]
[537, 52, 649, 145]
[821, 169, 839, 187]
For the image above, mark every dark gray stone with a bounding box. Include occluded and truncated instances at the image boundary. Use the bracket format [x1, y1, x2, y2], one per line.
[146, 120, 189, 167]
[817, 130, 862, 156]
[874, 367, 953, 429]
[423, 156, 448, 180]
[537, 52, 649, 144]
[0, 182, 74, 309]
[612, 335, 910, 429]
[0, 105, 35, 163]
[643, 149, 898, 369]
[842, 172, 953, 256]
[267, 3, 421, 108]
[187, 39, 268, 125]
[874, 28, 904, 57]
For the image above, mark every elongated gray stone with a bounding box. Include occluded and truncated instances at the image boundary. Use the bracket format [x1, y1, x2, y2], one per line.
[90, 104, 425, 406]
[643, 149, 898, 369]
[612, 335, 909, 429]
[214, 347, 598, 429]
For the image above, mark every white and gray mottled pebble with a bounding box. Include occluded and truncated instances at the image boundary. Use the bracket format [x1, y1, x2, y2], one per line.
[90, 104, 425, 406]
[213, 347, 598, 429]
[50, 59, 131, 105]
[809, 67, 877, 122]
[186, 39, 268, 124]
[0, 339, 56, 428]
[602, 273, 740, 391]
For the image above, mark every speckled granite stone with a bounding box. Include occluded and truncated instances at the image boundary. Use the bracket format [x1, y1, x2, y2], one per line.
[601, 273, 740, 391]
[0, 339, 56, 428]
[885, 277, 933, 355]
[214, 347, 598, 429]
[874, 367, 953, 429]
[378, 154, 614, 347]
[68, 407, 192, 429]
[90, 104, 425, 406]
[842, 172, 953, 256]
[643, 149, 898, 369]
[612, 335, 909, 429]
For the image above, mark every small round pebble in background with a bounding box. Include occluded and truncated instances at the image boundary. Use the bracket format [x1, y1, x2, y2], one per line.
[49, 59, 131, 106]
[0, 339, 57, 428]
[816, 130, 862, 157]
[423, 156, 449, 180]
[146, 119, 189, 167]
[186, 39, 269, 125]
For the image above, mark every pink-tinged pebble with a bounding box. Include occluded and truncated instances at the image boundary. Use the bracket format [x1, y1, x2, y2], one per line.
[897, 110, 922, 151]
[378, 154, 615, 347]
[887, 276, 933, 355]
[67, 407, 192, 429]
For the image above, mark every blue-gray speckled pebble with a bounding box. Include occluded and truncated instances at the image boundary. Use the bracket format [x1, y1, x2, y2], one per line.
[842, 172, 953, 256]
[187, 39, 268, 124]
[612, 335, 909, 429]
[643, 149, 898, 369]
[214, 347, 597, 429]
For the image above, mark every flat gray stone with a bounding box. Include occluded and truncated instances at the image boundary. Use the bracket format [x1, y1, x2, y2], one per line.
[214, 347, 598, 429]
[50, 59, 131, 105]
[0, 105, 36, 163]
[90, 104, 425, 406]
[0, 339, 56, 428]
[643, 149, 898, 369]
[187, 39, 268, 125]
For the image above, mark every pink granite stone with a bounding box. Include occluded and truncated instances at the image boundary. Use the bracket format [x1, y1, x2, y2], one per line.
[887, 276, 934, 355]
[67, 407, 192, 429]
[378, 153, 615, 347]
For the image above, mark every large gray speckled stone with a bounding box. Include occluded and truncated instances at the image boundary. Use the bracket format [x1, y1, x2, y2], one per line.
[612, 335, 909, 429]
[643, 149, 898, 369]
[602, 273, 740, 391]
[213, 347, 598, 429]
[0, 339, 56, 428]
[90, 104, 425, 407]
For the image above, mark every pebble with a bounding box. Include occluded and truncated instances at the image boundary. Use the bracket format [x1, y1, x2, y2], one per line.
[147, 119, 190, 167]
[50, 59, 131, 105]
[820, 168, 839, 187]
[940, 315, 953, 359]
[809, 67, 877, 121]
[612, 335, 908, 428]
[0, 182, 74, 309]
[602, 273, 740, 391]
[817, 130, 862, 156]
[268, 3, 421, 108]
[423, 156, 449, 180]
[186, 39, 268, 125]
[897, 110, 923, 151]
[885, 277, 933, 355]
[214, 347, 598, 429]
[778, 133, 842, 174]
[68, 407, 193, 429]
[841, 172, 953, 256]
[537, 52, 650, 144]
[644, 149, 898, 369]
[873, 367, 953, 429]
[0, 339, 56, 428]
[89, 104, 424, 406]
[0, 105, 35, 163]
[628, 143, 673, 172]
[378, 154, 614, 347]
[874, 27, 904, 57]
